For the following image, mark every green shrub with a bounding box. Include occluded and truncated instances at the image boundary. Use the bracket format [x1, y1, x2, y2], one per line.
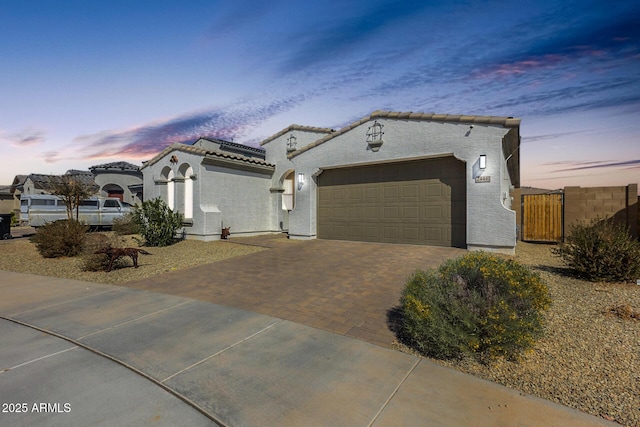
[400, 252, 551, 362]
[552, 218, 640, 282]
[131, 198, 183, 247]
[112, 212, 140, 235]
[30, 220, 88, 258]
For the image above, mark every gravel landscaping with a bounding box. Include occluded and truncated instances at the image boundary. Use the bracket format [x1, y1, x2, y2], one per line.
[433, 243, 640, 426]
[0, 229, 266, 284]
[0, 229, 638, 425]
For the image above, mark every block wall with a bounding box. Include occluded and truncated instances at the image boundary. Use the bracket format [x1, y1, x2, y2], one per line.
[563, 184, 638, 239]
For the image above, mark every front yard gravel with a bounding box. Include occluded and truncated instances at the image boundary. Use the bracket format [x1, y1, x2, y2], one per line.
[434, 243, 640, 426]
[1, 230, 638, 425]
[0, 231, 265, 284]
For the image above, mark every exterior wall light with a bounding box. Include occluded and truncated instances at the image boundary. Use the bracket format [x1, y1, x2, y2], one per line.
[287, 134, 297, 152]
[366, 120, 384, 152]
[297, 173, 305, 190]
[479, 155, 487, 170]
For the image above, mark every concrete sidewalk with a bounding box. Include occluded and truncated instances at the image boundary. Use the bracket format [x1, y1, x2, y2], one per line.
[0, 271, 612, 427]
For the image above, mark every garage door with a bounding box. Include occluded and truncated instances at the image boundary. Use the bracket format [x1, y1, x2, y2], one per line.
[317, 157, 466, 247]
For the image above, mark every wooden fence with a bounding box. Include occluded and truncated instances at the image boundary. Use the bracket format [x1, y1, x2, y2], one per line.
[521, 194, 563, 242]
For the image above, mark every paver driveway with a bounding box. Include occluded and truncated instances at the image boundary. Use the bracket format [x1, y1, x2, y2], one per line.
[122, 236, 466, 348]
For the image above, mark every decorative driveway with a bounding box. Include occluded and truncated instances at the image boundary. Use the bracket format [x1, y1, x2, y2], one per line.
[121, 236, 466, 348]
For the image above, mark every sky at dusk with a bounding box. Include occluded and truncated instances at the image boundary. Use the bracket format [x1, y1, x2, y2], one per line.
[1, 0, 639, 190]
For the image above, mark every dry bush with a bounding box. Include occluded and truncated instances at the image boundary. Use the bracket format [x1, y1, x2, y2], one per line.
[30, 220, 88, 258]
[81, 233, 130, 272]
[606, 304, 640, 320]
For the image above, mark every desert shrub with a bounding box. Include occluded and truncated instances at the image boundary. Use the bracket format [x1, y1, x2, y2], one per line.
[112, 212, 140, 235]
[606, 304, 640, 320]
[400, 252, 551, 362]
[552, 218, 640, 283]
[131, 197, 183, 247]
[30, 219, 88, 258]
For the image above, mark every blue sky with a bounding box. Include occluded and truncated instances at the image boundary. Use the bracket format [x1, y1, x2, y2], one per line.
[1, 0, 639, 189]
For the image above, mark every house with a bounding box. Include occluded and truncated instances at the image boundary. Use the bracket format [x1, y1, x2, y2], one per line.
[142, 110, 520, 254]
[15, 171, 96, 196]
[0, 185, 14, 215]
[142, 138, 276, 239]
[89, 161, 143, 205]
[12, 162, 143, 215]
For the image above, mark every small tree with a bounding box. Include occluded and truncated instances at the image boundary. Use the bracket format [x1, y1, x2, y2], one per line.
[49, 175, 98, 220]
[132, 197, 183, 247]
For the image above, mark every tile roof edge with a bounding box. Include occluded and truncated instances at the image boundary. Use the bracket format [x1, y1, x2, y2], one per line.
[288, 110, 521, 158]
[141, 144, 187, 169]
[260, 124, 334, 146]
[141, 143, 275, 170]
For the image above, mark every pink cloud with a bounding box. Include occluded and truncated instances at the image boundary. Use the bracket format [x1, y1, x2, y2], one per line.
[474, 54, 566, 79]
[3, 128, 46, 147]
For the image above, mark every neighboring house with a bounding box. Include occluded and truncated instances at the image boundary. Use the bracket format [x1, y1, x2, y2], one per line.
[89, 161, 143, 205]
[0, 185, 14, 215]
[15, 171, 96, 196]
[519, 186, 563, 195]
[142, 110, 521, 254]
[12, 162, 142, 213]
[9, 175, 27, 219]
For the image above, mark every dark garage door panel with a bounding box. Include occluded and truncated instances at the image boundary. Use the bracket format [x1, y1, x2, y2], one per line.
[317, 157, 466, 247]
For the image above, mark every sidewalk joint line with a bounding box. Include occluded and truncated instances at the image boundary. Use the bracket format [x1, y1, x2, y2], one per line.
[9, 288, 119, 317]
[161, 319, 283, 384]
[76, 300, 193, 340]
[0, 316, 228, 427]
[2, 346, 78, 374]
[367, 357, 421, 427]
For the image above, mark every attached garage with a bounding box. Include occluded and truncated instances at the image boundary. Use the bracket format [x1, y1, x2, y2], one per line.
[317, 156, 466, 247]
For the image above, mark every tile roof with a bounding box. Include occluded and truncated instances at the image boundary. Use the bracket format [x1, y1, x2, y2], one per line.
[65, 169, 94, 177]
[141, 143, 275, 170]
[260, 124, 335, 146]
[25, 173, 97, 191]
[89, 161, 141, 172]
[197, 137, 266, 157]
[288, 110, 521, 158]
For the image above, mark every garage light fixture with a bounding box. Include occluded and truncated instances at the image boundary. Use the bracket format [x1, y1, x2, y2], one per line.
[297, 173, 305, 190]
[479, 155, 487, 170]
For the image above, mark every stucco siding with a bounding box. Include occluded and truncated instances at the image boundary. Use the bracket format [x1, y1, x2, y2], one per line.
[142, 148, 276, 240]
[199, 164, 273, 234]
[94, 172, 142, 205]
[288, 118, 517, 252]
[140, 112, 519, 251]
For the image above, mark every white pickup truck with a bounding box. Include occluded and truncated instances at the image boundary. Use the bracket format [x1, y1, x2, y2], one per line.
[21, 194, 133, 228]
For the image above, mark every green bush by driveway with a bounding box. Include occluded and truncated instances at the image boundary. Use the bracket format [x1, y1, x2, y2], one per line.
[400, 251, 551, 362]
